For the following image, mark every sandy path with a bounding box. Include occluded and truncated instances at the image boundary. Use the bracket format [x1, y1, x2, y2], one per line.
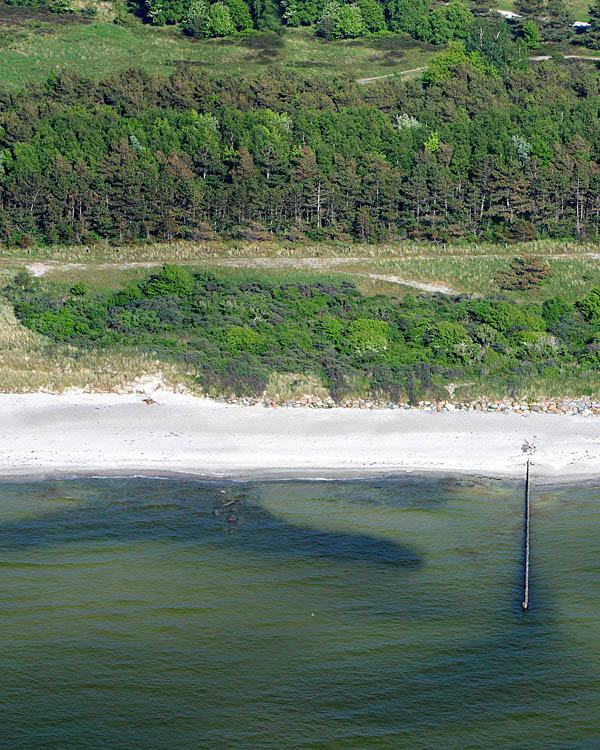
[22, 257, 459, 294]
[1, 392, 599, 482]
[356, 67, 426, 84]
[356, 55, 600, 85]
[20, 251, 599, 297]
[362, 273, 457, 294]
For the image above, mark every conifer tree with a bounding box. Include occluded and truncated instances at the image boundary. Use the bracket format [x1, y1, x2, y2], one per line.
[543, 0, 574, 42]
[514, 0, 544, 19]
[586, 0, 600, 48]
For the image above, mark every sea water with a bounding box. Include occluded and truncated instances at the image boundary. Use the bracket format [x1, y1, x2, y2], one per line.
[0, 477, 598, 749]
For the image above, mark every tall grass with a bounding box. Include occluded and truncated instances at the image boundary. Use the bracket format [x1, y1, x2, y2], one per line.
[264, 372, 329, 401]
[4, 238, 599, 263]
[6, 238, 600, 301]
[460, 372, 600, 403]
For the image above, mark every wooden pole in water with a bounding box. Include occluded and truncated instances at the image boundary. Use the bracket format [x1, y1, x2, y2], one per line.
[522, 458, 531, 611]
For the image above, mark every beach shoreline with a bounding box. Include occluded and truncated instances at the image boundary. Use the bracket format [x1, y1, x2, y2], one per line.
[1, 391, 600, 485]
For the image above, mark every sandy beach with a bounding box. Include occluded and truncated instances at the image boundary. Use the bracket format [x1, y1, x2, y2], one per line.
[0, 391, 599, 482]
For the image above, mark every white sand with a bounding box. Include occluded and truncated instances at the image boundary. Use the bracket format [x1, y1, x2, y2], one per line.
[1, 392, 600, 482]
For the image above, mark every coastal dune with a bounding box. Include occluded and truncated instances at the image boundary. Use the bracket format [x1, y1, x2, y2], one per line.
[1, 392, 599, 482]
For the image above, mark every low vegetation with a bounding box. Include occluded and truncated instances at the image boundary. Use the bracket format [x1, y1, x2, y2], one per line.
[4, 239, 600, 304]
[0, 6, 435, 88]
[5, 262, 600, 402]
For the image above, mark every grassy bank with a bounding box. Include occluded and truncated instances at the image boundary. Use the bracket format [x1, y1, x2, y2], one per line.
[0, 2, 597, 92]
[0, 301, 193, 393]
[2, 238, 595, 263]
[3, 239, 600, 302]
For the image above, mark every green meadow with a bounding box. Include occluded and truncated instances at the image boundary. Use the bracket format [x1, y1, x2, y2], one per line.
[0, 5, 435, 89]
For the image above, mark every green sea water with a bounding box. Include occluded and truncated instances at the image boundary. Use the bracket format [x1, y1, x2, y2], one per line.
[0, 477, 598, 749]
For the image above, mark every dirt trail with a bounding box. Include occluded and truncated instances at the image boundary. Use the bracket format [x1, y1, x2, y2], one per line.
[361, 273, 457, 294]
[355, 55, 600, 84]
[21, 250, 600, 278]
[356, 67, 426, 84]
[564, 54, 600, 61]
[9, 250, 600, 298]
[25, 261, 160, 277]
[20, 256, 460, 295]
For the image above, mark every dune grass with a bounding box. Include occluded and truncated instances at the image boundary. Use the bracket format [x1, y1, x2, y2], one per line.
[1, 237, 596, 263]
[341, 253, 600, 303]
[264, 372, 329, 401]
[0, 301, 194, 392]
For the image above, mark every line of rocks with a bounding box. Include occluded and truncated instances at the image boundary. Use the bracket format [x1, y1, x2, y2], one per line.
[212, 395, 600, 416]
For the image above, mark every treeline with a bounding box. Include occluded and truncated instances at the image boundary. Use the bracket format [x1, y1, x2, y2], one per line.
[2, 50, 600, 246]
[135, 0, 600, 50]
[5, 264, 600, 400]
[137, 0, 478, 36]
[8, 0, 480, 35]
[176, 0, 477, 43]
[8, 0, 595, 49]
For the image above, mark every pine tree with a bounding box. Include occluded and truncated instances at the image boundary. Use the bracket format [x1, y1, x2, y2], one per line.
[585, 0, 600, 48]
[514, 0, 544, 19]
[470, 0, 496, 18]
[543, 0, 574, 42]
[522, 19, 540, 47]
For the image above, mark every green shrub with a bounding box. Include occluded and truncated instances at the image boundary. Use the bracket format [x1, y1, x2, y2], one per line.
[140, 264, 193, 298]
[277, 326, 312, 351]
[345, 318, 389, 354]
[70, 283, 88, 296]
[426, 320, 469, 350]
[315, 315, 343, 343]
[576, 288, 600, 324]
[225, 325, 265, 354]
[468, 300, 523, 333]
[542, 296, 570, 326]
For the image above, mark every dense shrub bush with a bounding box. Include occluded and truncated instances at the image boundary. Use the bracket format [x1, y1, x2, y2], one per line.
[5, 270, 600, 400]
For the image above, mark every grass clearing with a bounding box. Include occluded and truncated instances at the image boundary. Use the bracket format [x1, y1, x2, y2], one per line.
[0, 1, 595, 92]
[496, 0, 591, 19]
[0, 9, 436, 90]
[343, 254, 600, 303]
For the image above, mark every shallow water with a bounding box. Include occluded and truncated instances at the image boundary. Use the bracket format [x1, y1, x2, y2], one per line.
[0, 477, 598, 749]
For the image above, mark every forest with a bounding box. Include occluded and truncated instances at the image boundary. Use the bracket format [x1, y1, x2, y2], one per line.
[1, 31, 600, 248]
[5, 263, 600, 400]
